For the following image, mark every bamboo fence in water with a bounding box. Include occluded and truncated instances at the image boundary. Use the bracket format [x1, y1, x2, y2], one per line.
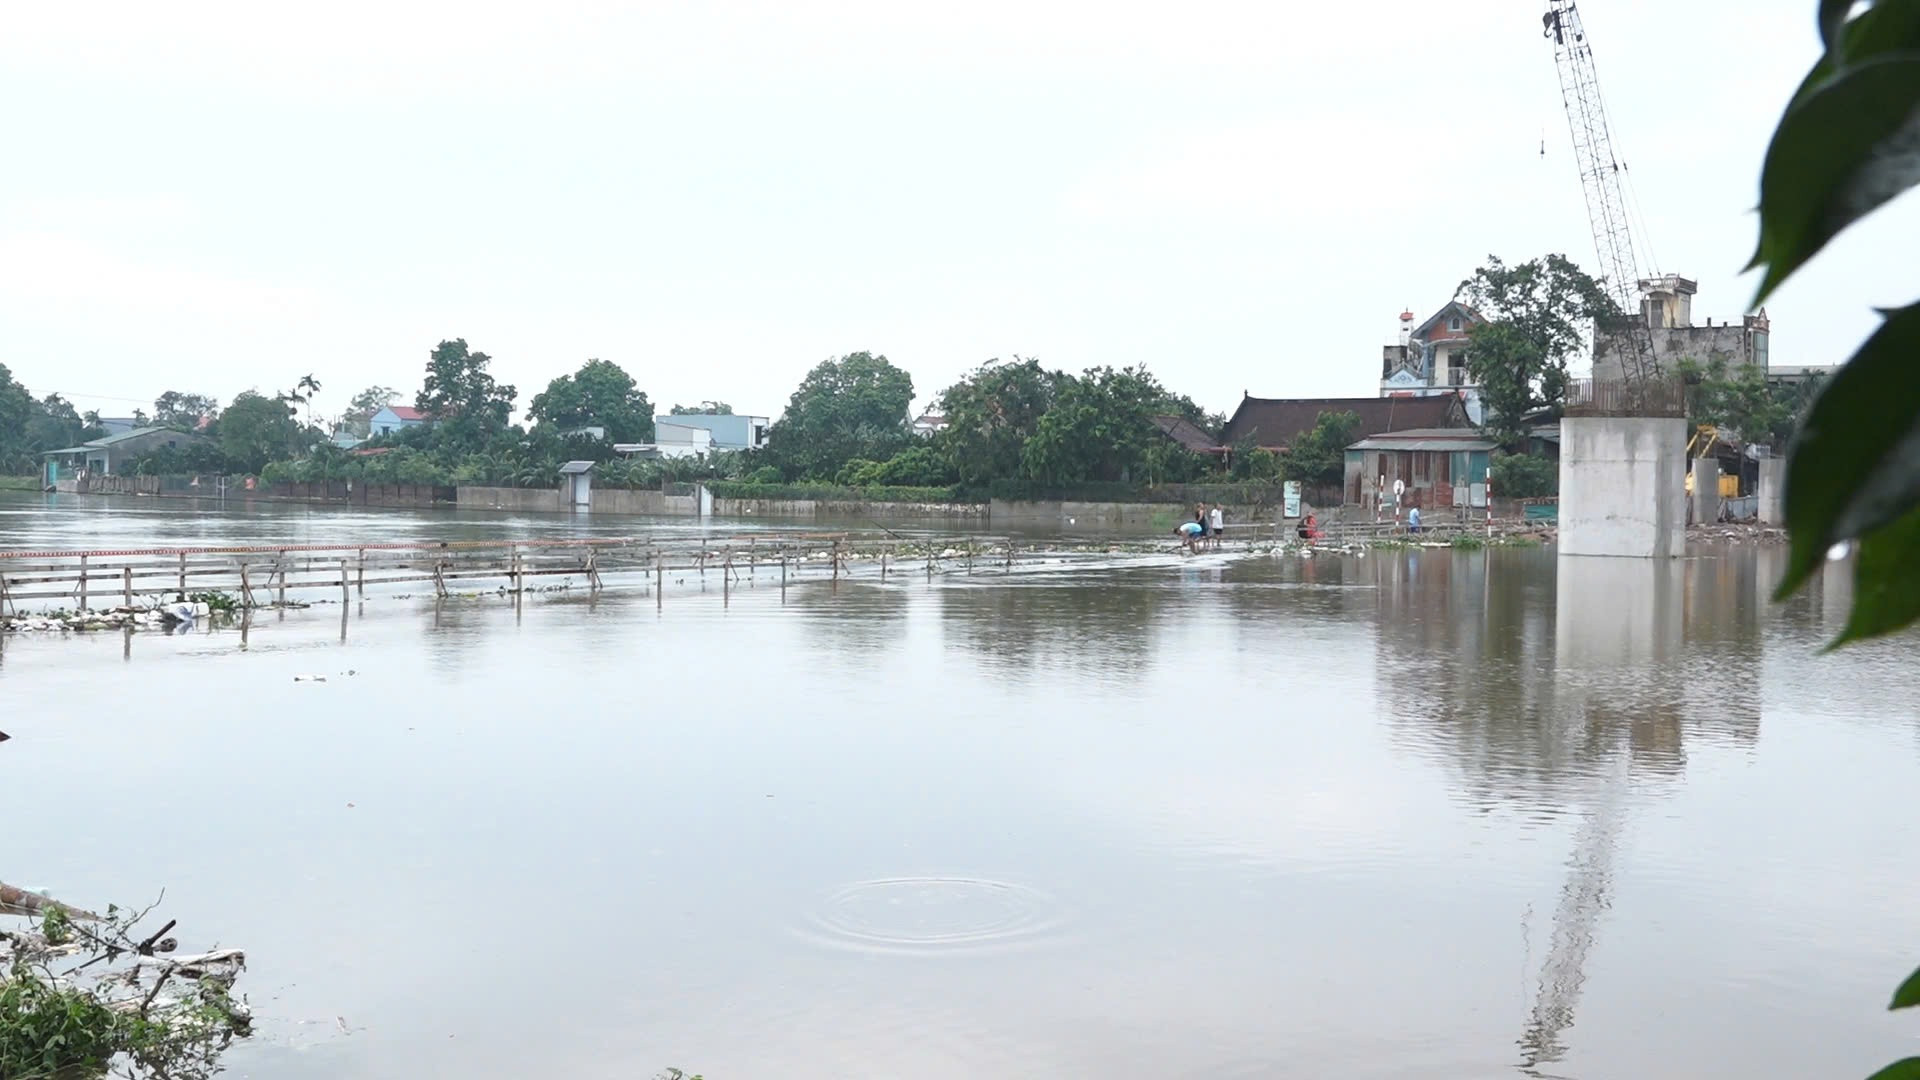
[0, 533, 1118, 614]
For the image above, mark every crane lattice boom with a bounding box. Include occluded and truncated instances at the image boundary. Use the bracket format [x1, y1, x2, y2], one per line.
[1543, 0, 1657, 387]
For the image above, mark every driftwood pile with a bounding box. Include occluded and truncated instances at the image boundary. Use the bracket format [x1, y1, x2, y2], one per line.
[0, 880, 251, 1059]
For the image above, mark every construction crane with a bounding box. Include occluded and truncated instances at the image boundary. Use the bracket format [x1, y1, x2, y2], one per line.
[1542, 0, 1660, 391]
[1518, 782, 1625, 1072]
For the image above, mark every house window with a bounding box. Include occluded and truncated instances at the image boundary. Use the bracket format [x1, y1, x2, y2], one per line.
[1448, 316, 1462, 332]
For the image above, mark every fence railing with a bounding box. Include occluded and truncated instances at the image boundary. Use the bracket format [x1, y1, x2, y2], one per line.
[1563, 376, 1687, 418]
[0, 533, 1189, 614]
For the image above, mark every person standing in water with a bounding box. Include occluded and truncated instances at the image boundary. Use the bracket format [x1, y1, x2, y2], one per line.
[1209, 504, 1225, 550]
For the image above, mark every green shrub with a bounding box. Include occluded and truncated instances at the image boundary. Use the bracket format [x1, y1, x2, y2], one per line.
[833, 459, 882, 486]
[745, 464, 783, 485]
[1490, 452, 1557, 498]
[870, 445, 955, 486]
[189, 590, 239, 614]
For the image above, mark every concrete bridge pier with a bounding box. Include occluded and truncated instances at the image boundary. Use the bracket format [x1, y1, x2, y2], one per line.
[1558, 416, 1688, 558]
[1691, 456, 1721, 526]
[1757, 457, 1786, 525]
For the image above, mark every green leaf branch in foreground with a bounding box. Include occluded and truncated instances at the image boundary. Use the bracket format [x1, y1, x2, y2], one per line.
[1840, 506, 1920, 645]
[1890, 964, 1920, 1010]
[1774, 302, 1920, 621]
[1750, 45, 1920, 304]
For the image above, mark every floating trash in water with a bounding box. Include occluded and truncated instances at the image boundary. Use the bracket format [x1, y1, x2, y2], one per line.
[1827, 540, 1853, 563]
[293, 675, 327, 683]
[801, 876, 1068, 955]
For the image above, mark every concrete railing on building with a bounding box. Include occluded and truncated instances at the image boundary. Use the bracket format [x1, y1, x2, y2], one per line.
[1563, 376, 1687, 419]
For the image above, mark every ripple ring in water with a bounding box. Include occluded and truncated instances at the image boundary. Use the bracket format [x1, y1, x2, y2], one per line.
[803, 877, 1068, 955]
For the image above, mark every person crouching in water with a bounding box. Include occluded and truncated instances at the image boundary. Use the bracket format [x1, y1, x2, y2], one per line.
[1176, 519, 1205, 553]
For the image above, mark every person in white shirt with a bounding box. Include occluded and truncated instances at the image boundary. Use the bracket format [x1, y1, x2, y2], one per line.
[1208, 505, 1224, 549]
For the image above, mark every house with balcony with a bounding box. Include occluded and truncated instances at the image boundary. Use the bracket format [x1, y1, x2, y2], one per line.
[1379, 302, 1486, 425]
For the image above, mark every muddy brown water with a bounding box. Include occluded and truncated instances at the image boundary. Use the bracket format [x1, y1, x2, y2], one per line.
[2, 493, 1918, 1079]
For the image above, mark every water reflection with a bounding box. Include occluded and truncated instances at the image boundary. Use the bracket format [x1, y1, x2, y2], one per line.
[1378, 549, 1781, 807]
[789, 581, 910, 656]
[4, 520, 1920, 1080]
[1370, 548, 1788, 1070]
[934, 573, 1161, 683]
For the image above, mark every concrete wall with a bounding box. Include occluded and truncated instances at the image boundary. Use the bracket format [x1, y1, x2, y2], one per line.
[457, 486, 564, 512]
[1558, 416, 1687, 558]
[455, 486, 679, 515]
[989, 499, 1269, 530]
[715, 497, 985, 519]
[1757, 457, 1785, 525]
[595, 489, 672, 515]
[1595, 322, 1757, 382]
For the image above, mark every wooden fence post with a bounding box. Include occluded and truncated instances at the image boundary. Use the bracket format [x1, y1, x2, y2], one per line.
[123, 566, 132, 607]
[239, 563, 254, 608]
[357, 549, 366, 597]
[78, 554, 88, 613]
[178, 552, 188, 599]
[276, 552, 288, 607]
[340, 559, 350, 603]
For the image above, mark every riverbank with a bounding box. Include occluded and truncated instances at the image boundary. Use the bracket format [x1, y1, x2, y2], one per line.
[0, 476, 41, 492]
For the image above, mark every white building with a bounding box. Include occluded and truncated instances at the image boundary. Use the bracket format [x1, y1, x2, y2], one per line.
[1379, 303, 1485, 425]
[615, 421, 717, 460]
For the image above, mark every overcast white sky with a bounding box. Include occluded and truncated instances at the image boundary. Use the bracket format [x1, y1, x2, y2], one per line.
[0, 0, 1902, 426]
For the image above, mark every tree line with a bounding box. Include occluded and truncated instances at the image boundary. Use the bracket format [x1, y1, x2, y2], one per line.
[7, 337, 1347, 494]
[9, 252, 1812, 497]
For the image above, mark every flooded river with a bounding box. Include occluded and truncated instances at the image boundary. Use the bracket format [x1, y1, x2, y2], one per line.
[2, 494, 1917, 1079]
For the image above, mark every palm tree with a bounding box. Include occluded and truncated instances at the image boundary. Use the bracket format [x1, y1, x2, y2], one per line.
[296, 374, 322, 431]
